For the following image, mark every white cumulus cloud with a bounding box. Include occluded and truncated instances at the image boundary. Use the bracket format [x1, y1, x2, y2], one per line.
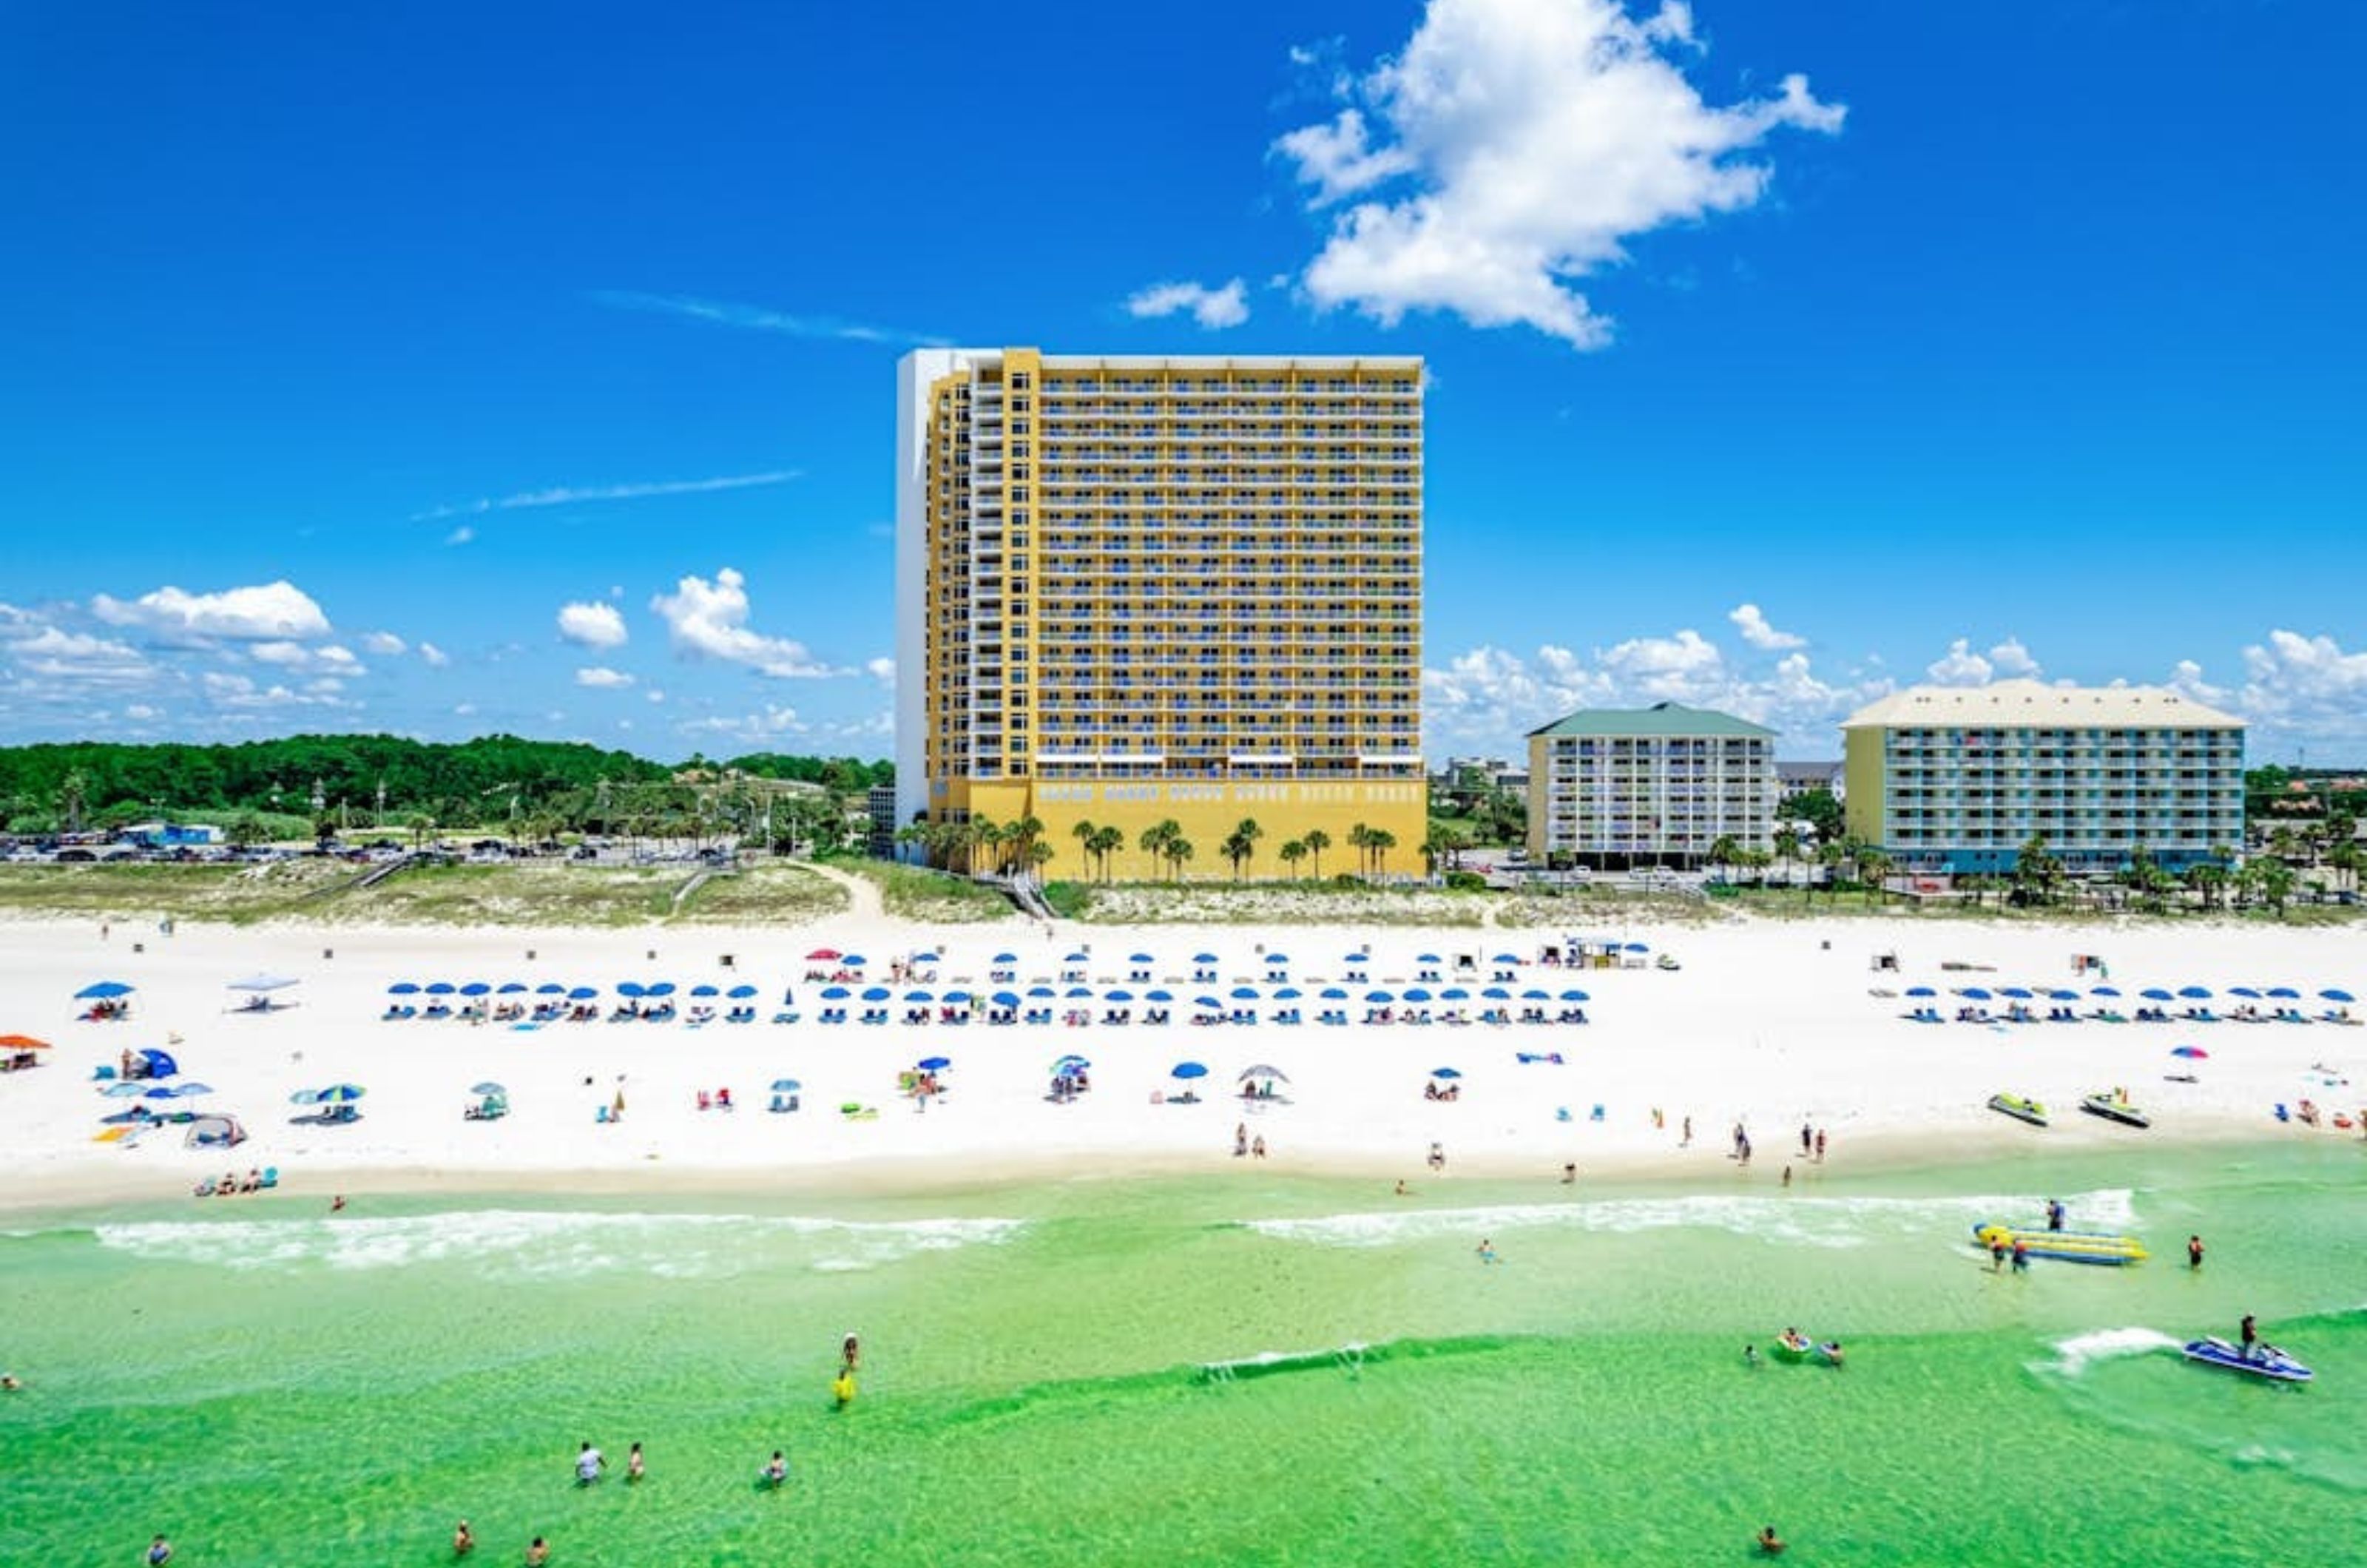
[575, 666, 636, 689]
[4, 626, 155, 686]
[360, 631, 408, 656]
[91, 580, 331, 641]
[650, 567, 842, 678]
[1125, 278, 1252, 329]
[419, 643, 451, 668]
[558, 601, 629, 649]
[1274, 0, 1843, 347]
[1728, 603, 1805, 651]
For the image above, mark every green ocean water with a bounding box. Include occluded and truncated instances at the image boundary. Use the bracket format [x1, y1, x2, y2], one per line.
[3, 1142, 2362, 1567]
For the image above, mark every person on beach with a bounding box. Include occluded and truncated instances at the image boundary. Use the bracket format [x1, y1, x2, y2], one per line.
[575, 1442, 604, 1484]
[2188, 1235, 2205, 1270]
[146, 1535, 173, 1565]
[760, 1451, 788, 1487]
[1814, 1129, 1826, 1162]
[0, 1372, 20, 1391]
[453, 1520, 475, 1556]
[1800, 1123, 1812, 1156]
[1681, 1115, 1692, 1147]
[627, 1442, 644, 1483]
[1756, 1524, 1786, 1555]
[834, 1370, 856, 1408]
[1561, 1163, 1576, 1185]
[525, 1538, 550, 1566]
[2011, 1240, 2029, 1274]
[1781, 1165, 1792, 1189]
[1252, 1135, 1266, 1160]
[1235, 1123, 1249, 1158]
[331, 1195, 346, 1214]
[1428, 1142, 1445, 1173]
[1394, 1180, 1408, 1197]
[842, 1334, 860, 1372]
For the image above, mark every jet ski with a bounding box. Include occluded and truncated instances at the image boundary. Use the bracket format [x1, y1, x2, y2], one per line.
[2180, 1336, 2312, 1383]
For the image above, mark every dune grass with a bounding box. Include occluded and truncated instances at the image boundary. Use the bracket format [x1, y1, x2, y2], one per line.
[0, 861, 353, 925]
[672, 864, 850, 925]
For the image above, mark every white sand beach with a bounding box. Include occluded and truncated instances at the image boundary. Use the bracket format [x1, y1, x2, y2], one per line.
[4, 909, 2361, 1209]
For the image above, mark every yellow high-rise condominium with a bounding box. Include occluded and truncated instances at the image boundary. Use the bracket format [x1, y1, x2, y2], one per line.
[894, 348, 1426, 884]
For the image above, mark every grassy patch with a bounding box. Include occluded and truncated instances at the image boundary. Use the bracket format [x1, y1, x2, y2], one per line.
[0, 861, 353, 925]
[1039, 880, 1095, 919]
[671, 864, 850, 925]
[331, 862, 684, 926]
[829, 860, 1016, 922]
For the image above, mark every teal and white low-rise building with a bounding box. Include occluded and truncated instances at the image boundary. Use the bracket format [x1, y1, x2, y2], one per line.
[1526, 703, 1778, 868]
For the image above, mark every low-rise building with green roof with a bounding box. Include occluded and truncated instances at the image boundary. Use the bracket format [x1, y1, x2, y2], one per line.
[1526, 703, 1778, 868]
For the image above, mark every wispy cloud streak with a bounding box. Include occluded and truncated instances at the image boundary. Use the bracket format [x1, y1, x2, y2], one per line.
[588, 289, 950, 348]
[412, 470, 799, 523]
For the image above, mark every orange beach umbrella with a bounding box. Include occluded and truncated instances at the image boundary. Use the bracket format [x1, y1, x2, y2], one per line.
[0, 1034, 52, 1051]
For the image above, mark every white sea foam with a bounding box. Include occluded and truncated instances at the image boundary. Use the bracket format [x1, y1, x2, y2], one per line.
[1243, 1187, 2139, 1252]
[95, 1209, 1024, 1280]
[2043, 1325, 2181, 1377]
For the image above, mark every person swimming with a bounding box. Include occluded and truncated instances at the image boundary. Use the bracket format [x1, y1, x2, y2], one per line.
[627, 1442, 644, 1482]
[453, 1519, 474, 1557]
[761, 1450, 788, 1487]
[1757, 1524, 1786, 1556]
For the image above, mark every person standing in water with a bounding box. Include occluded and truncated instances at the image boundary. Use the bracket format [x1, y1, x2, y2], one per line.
[453, 1520, 475, 1556]
[841, 1333, 860, 1372]
[627, 1442, 644, 1483]
[2188, 1234, 2205, 1270]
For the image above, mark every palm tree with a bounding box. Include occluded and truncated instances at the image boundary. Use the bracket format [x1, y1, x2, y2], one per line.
[1856, 848, 1892, 907]
[2326, 837, 2364, 897]
[1167, 835, 1195, 881]
[1303, 827, 1331, 881]
[1138, 819, 1181, 882]
[1279, 838, 1308, 879]
[1772, 826, 1802, 888]
[1347, 823, 1373, 879]
[1229, 817, 1263, 880]
[1088, 825, 1124, 882]
[1221, 827, 1255, 882]
[1010, 815, 1046, 879]
[58, 770, 88, 835]
[1071, 817, 1098, 878]
[1367, 828, 1397, 879]
[1706, 834, 1740, 885]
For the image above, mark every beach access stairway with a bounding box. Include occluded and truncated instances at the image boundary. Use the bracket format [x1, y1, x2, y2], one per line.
[979, 871, 1056, 922]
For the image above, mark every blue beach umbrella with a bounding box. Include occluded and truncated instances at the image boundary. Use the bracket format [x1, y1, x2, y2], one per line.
[841, 955, 867, 967]
[1320, 987, 1348, 1000]
[645, 983, 676, 998]
[1145, 989, 1174, 1003]
[1027, 985, 1056, 998]
[1104, 989, 1134, 1002]
[2139, 988, 2172, 1001]
[497, 982, 529, 995]
[2048, 990, 2079, 1001]
[2266, 987, 2300, 999]
[1417, 953, 1442, 964]
[1272, 987, 1302, 1000]
[617, 982, 646, 999]
[861, 987, 890, 1002]
[917, 1056, 951, 1072]
[1999, 987, 2033, 1000]
[1192, 953, 1218, 964]
[1130, 952, 1155, 964]
[1066, 951, 1091, 964]
[77, 981, 135, 999]
[1231, 986, 1260, 1001]
[1402, 987, 1433, 1002]
[1559, 989, 1590, 1003]
[425, 982, 457, 996]
[102, 1081, 153, 1098]
[911, 952, 941, 964]
[992, 952, 1018, 964]
[1493, 953, 1522, 964]
[1194, 996, 1223, 1011]
[2090, 986, 2121, 998]
[1481, 987, 1510, 1001]
[1265, 953, 1289, 965]
[1066, 986, 1094, 998]
[1051, 1054, 1090, 1071]
[771, 1078, 803, 1092]
[2229, 987, 2261, 999]
[2323, 989, 2356, 1004]
[388, 982, 420, 996]
[471, 1081, 507, 1095]
[992, 992, 1022, 1008]
[1905, 987, 1936, 998]
[1171, 1061, 1209, 1080]
[2178, 986, 2212, 1000]
[905, 990, 936, 1004]
[1959, 987, 1993, 1001]
[536, 983, 565, 996]
[727, 984, 757, 999]
[1366, 990, 1395, 1004]
[1522, 989, 1550, 1001]
[460, 982, 492, 997]
[690, 984, 720, 998]
[942, 991, 972, 1005]
[1340, 952, 1367, 964]
[1431, 1067, 1462, 1079]
[1624, 943, 1650, 953]
[821, 985, 851, 1000]
[567, 986, 598, 1001]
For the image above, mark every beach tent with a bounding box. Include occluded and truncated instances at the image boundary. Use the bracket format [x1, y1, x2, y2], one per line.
[1238, 1064, 1290, 1083]
[185, 1115, 246, 1149]
[227, 974, 298, 993]
[140, 1047, 178, 1078]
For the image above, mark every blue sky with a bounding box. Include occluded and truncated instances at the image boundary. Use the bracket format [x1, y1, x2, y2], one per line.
[4, 0, 2363, 763]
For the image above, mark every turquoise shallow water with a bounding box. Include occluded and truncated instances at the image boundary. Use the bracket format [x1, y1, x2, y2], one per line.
[2, 1142, 2362, 1566]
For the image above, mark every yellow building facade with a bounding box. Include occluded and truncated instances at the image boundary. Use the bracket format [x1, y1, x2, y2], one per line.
[894, 349, 1426, 882]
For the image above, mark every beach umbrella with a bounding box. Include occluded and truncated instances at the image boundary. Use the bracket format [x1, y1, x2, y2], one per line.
[993, 952, 1019, 964]
[1265, 953, 1289, 965]
[690, 984, 720, 998]
[1402, 987, 1434, 1002]
[1027, 985, 1057, 998]
[1959, 987, 1993, 1001]
[771, 1078, 803, 1092]
[567, 986, 598, 1000]
[821, 985, 851, 1000]
[992, 991, 1022, 1007]
[646, 983, 677, 998]
[1065, 986, 1094, 998]
[1065, 951, 1091, 964]
[1905, 986, 1936, 998]
[1238, 1064, 1290, 1082]
[1272, 987, 1302, 1000]
[911, 951, 941, 964]
[2321, 989, 2354, 1003]
[2229, 987, 2261, 999]
[2171, 1046, 2208, 1059]
[861, 987, 890, 1002]
[727, 984, 757, 999]
[2048, 990, 2079, 1001]
[1417, 953, 1442, 964]
[1340, 952, 1367, 964]
[1192, 952, 1218, 964]
[2266, 987, 2300, 999]
[496, 981, 529, 995]
[388, 982, 420, 996]
[1130, 952, 1155, 964]
[1522, 989, 1550, 1001]
[1194, 996, 1223, 1011]
[1481, 987, 1510, 1001]
[471, 1081, 507, 1095]
[425, 982, 456, 996]
[140, 1083, 186, 1100]
[536, 983, 566, 996]
[2139, 988, 2172, 1001]
[2091, 986, 2121, 998]
[102, 1081, 153, 1098]
[942, 991, 972, 1005]
[314, 1084, 366, 1104]
[905, 990, 936, 1003]
[806, 949, 841, 962]
[140, 1048, 178, 1078]
[1442, 987, 1470, 1001]
[618, 982, 646, 999]
[1431, 1067, 1462, 1079]
[1624, 943, 1650, 953]
[1231, 986, 1260, 1001]
[1171, 1061, 1209, 1080]
[0, 1033, 50, 1052]
[1999, 987, 2033, 1000]
[1559, 989, 1590, 1002]
[1104, 989, 1134, 1002]
[916, 1056, 951, 1072]
[842, 955, 868, 967]
[2178, 986, 2212, 1000]
[1145, 989, 1174, 1003]
[228, 974, 298, 992]
[1050, 1055, 1090, 1072]
[1320, 987, 1348, 1000]
[75, 981, 134, 999]
[460, 982, 492, 997]
[169, 1082, 214, 1098]
[1365, 990, 1395, 1004]
[1493, 953, 1523, 964]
